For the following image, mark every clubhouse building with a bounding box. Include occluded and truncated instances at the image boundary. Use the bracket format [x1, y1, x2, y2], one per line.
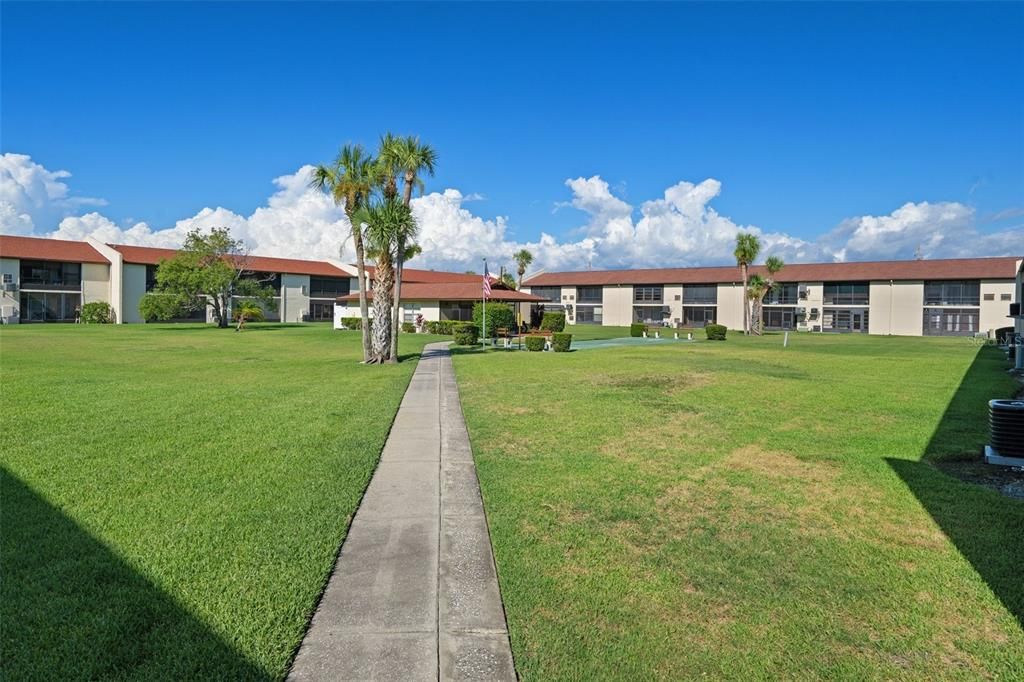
[522, 257, 1023, 337]
[2, 235, 1020, 339]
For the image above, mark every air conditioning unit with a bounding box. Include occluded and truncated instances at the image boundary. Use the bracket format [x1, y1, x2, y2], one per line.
[2, 283, 15, 293]
[301, 285, 308, 296]
[795, 306, 806, 314]
[1011, 303, 1021, 316]
[798, 284, 809, 300]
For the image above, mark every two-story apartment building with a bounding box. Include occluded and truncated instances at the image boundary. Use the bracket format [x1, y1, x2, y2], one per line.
[522, 256, 1022, 337]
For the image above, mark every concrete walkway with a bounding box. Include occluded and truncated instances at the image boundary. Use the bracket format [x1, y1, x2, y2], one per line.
[288, 343, 515, 681]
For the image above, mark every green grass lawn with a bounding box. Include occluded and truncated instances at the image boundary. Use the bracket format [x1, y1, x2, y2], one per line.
[1, 324, 442, 680]
[453, 333, 1024, 680]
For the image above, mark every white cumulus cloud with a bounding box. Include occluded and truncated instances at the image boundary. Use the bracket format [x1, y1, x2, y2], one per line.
[2, 152, 1020, 275]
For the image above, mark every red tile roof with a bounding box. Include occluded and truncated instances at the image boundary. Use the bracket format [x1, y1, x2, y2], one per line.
[339, 282, 546, 303]
[0, 235, 110, 264]
[360, 265, 481, 283]
[111, 244, 350, 277]
[524, 256, 1023, 286]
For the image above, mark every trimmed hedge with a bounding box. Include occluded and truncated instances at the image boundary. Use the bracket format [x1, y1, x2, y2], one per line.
[705, 323, 727, 341]
[425, 320, 465, 335]
[473, 302, 516, 338]
[340, 317, 363, 330]
[551, 332, 572, 352]
[540, 312, 566, 332]
[401, 322, 416, 334]
[525, 335, 546, 352]
[453, 324, 480, 345]
[80, 301, 113, 324]
[630, 323, 646, 337]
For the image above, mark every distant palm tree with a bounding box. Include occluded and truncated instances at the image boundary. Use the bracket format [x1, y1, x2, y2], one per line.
[513, 249, 533, 289]
[380, 135, 436, 363]
[734, 233, 761, 334]
[360, 198, 417, 363]
[311, 145, 376, 362]
[747, 255, 784, 336]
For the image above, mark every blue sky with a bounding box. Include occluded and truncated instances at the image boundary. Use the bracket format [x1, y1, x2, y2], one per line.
[2, 2, 1022, 270]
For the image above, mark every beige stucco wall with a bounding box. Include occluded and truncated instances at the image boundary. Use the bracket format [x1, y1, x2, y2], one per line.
[664, 285, 683, 326]
[1, 257, 19, 322]
[797, 281, 824, 330]
[979, 279, 1016, 334]
[280, 274, 310, 324]
[121, 263, 147, 324]
[81, 263, 111, 307]
[869, 280, 924, 336]
[602, 285, 633, 326]
[1017, 263, 1023, 337]
[716, 283, 745, 330]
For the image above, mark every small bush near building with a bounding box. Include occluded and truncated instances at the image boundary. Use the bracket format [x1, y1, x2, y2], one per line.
[341, 317, 363, 330]
[401, 322, 416, 334]
[551, 333, 572, 352]
[630, 323, 646, 337]
[426, 320, 459, 335]
[473, 302, 516, 338]
[540, 312, 566, 332]
[453, 324, 480, 345]
[705, 323, 727, 341]
[80, 301, 113, 324]
[525, 335, 546, 352]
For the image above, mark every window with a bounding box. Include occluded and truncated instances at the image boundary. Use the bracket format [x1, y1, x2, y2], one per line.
[681, 284, 717, 304]
[308, 301, 334, 321]
[2, 273, 12, 284]
[403, 304, 421, 323]
[440, 301, 474, 321]
[681, 306, 716, 327]
[19, 260, 81, 290]
[632, 305, 670, 325]
[923, 280, 980, 306]
[19, 292, 81, 322]
[529, 286, 561, 302]
[145, 264, 159, 291]
[822, 308, 869, 333]
[309, 277, 350, 298]
[239, 272, 281, 294]
[634, 286, 663, 302]
[1001, 293, 1012, 301]
[765, 283, 798, 305]
[762, 307, 797, 330]
[575, 305, 603, 324]
[984, 293, 995, 301]
[923, 307, 978, 336]
[823, 282, 869, 305]
[577, 286, 602, 303]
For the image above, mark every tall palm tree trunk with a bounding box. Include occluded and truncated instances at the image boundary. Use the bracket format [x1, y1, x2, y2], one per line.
[345, 204, 371, 362]
[741, 263, 749, 335]
[371, 260, 393, 363]
[389, 238, 405, 364]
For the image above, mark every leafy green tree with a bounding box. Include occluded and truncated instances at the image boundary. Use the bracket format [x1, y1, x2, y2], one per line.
[513, 249, 533, 289]
[472, 302, 515, 338]
[734, 232, 761, 334]
[311, 144, 377, 362]
[380, 134, 436, 363]
[499, 272, 517, 290]
[747, 256, 785, 336]
[138, 227, 276, 328]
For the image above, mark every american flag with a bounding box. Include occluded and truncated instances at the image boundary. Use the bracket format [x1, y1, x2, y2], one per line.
[482, 263, 492, 299]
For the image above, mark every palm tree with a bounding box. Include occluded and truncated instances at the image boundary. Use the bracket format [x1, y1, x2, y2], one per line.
[311, 145, 376, 362]
[513, 249, 533, 289]
[360, 198, 418, 363]
[380, 135, 436, 363]
[734, 233, 761, 334]
[747, 256, 785, 336]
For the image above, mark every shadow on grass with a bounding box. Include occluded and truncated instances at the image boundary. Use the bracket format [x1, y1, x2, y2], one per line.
[1, 469, 270, 680]
[886, 345, 1024, 628]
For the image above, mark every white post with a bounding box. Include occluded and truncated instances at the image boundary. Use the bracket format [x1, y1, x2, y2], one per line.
[784, 331, 789, 347]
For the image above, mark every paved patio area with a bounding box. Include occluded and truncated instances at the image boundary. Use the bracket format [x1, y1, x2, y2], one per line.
[288, 342, 515, 681]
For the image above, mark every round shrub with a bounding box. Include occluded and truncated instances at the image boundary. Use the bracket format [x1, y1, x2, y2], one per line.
[630, 323, 646, 337]
[80, 301, 113, 324]
[551, 332, 572, 352]
[705, 323, 727, 341]
[401, 322, 416, 334]
[540, 312, 566, 332]
[525, 335, 546, 352]
[341, 316, 363, 330]
[473, 302, 516, 338]
[453, 324, 480, 345]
